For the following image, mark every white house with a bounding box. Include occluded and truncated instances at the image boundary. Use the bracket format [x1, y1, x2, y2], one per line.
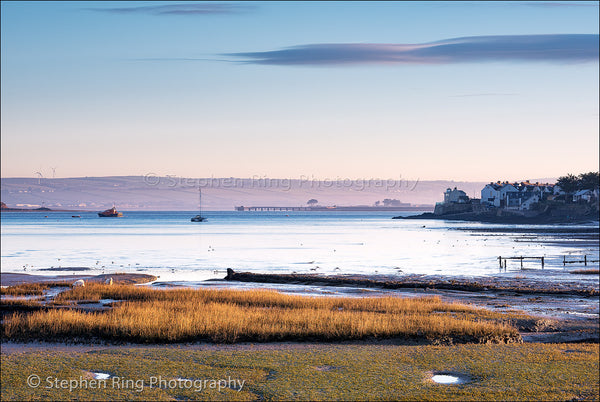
[573, 189, 593, 202]
[481, 181, 551, 208]
[520, 194, 541, 210]
[481, 182, 519, 207]
[443, 187, 469, 204]
[499, 184, 519, 202]
[481, 183, 502, 206]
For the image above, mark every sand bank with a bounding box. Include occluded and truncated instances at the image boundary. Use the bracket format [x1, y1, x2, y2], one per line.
[1, 272, 157, 287]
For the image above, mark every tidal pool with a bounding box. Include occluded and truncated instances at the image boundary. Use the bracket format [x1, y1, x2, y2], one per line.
[431, 374, 462, 384]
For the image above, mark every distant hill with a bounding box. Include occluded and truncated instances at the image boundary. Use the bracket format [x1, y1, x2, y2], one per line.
[0, 176, 488, 211]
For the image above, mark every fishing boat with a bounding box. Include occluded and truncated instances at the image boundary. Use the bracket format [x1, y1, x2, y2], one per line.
[98, 206, 123, 217]
[191, 188, 207, 222]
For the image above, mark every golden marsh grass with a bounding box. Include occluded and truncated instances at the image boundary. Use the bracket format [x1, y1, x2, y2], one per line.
[0, 282, 70, 296]
[3, 284, 520, 344]
[570, 268, 600, 275]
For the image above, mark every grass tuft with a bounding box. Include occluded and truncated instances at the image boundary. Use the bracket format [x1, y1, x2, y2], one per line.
[0, 282, 70, 296]
[570, 269, 600, 275]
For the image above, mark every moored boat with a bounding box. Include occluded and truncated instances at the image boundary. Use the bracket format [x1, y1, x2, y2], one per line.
[191, 214, 206, 222]
[191, 188, 207, 222]
[98, 206, 123, 217]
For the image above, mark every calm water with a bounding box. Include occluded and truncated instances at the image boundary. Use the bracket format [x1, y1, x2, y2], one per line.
[1, 211, 598, 284]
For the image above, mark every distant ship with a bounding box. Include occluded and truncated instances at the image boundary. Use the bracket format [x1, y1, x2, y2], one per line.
[98, 206, 123, 217]
[191, 188, 207, 222]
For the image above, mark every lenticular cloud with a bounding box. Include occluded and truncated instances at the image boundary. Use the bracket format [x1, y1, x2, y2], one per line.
[225, 34, 599, 65]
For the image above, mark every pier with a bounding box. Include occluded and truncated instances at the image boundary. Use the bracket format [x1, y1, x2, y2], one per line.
[235, 205, 432, 212]
[563, 255, 599, 266]
[236, 206, 311, 211]
[498, 255, 600, 269]
[498, 256, 546, 269]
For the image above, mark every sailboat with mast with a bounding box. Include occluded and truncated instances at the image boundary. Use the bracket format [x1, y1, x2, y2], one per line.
[191, 187, 207, 222]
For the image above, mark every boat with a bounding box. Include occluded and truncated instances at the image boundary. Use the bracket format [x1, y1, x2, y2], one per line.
[191, 188, 207, 222]
[98, 206, 123, 217]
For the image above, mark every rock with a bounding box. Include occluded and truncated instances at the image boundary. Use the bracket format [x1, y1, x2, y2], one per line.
[226, 268, 235, 280]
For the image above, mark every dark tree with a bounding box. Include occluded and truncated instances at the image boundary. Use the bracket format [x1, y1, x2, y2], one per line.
[556, 174, 579, 194]
[307, 199, 318, 206]
[578, 172, 600, 190]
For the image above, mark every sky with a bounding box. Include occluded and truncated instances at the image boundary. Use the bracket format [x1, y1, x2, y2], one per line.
[1, 1, 598, 182]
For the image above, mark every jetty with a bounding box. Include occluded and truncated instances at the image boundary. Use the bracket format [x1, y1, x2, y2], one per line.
[498, 255, 599, 269]
[563, 255, 599, 266]
[498, 256, 546, 269]
[235, 205, 432, 212]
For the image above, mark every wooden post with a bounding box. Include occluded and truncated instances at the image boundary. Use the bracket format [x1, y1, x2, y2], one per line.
[541, 257, 544, 269]
[504, 260, 507, 269]
[498, 256, 502, 269]
[563, 255, 566, 266]
[520, 256, 523, 269]
[584, 255, 587, 266]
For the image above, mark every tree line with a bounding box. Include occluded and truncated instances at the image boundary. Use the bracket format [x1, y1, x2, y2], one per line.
[556, 172, 600, 194]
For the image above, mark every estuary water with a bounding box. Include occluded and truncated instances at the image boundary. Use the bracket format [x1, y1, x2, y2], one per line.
[1, 211, 598, 285]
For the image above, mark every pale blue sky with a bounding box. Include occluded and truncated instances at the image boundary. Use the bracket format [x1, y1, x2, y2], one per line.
[1, 1, 598, 181]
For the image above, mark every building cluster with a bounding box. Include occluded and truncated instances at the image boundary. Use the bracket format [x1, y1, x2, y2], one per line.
[480, 181, 557, 209]
[441, 181, 599, 211]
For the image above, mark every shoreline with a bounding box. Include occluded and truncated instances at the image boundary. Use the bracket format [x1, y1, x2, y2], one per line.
[0, 272, 157, 287]
[0, 208, 86, 212]
[399, 211, 600, 224]
[224, 269, 599, 297]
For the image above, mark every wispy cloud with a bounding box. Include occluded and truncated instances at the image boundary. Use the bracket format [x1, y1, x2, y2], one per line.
[89, 3, 255, 16]
[225, 34, 599, 66]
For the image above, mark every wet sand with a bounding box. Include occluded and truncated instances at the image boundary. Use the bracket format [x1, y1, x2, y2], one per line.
[0, 272, 157, 286]
[458, 226, 600, 248]
[224, 269, 599, 296]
